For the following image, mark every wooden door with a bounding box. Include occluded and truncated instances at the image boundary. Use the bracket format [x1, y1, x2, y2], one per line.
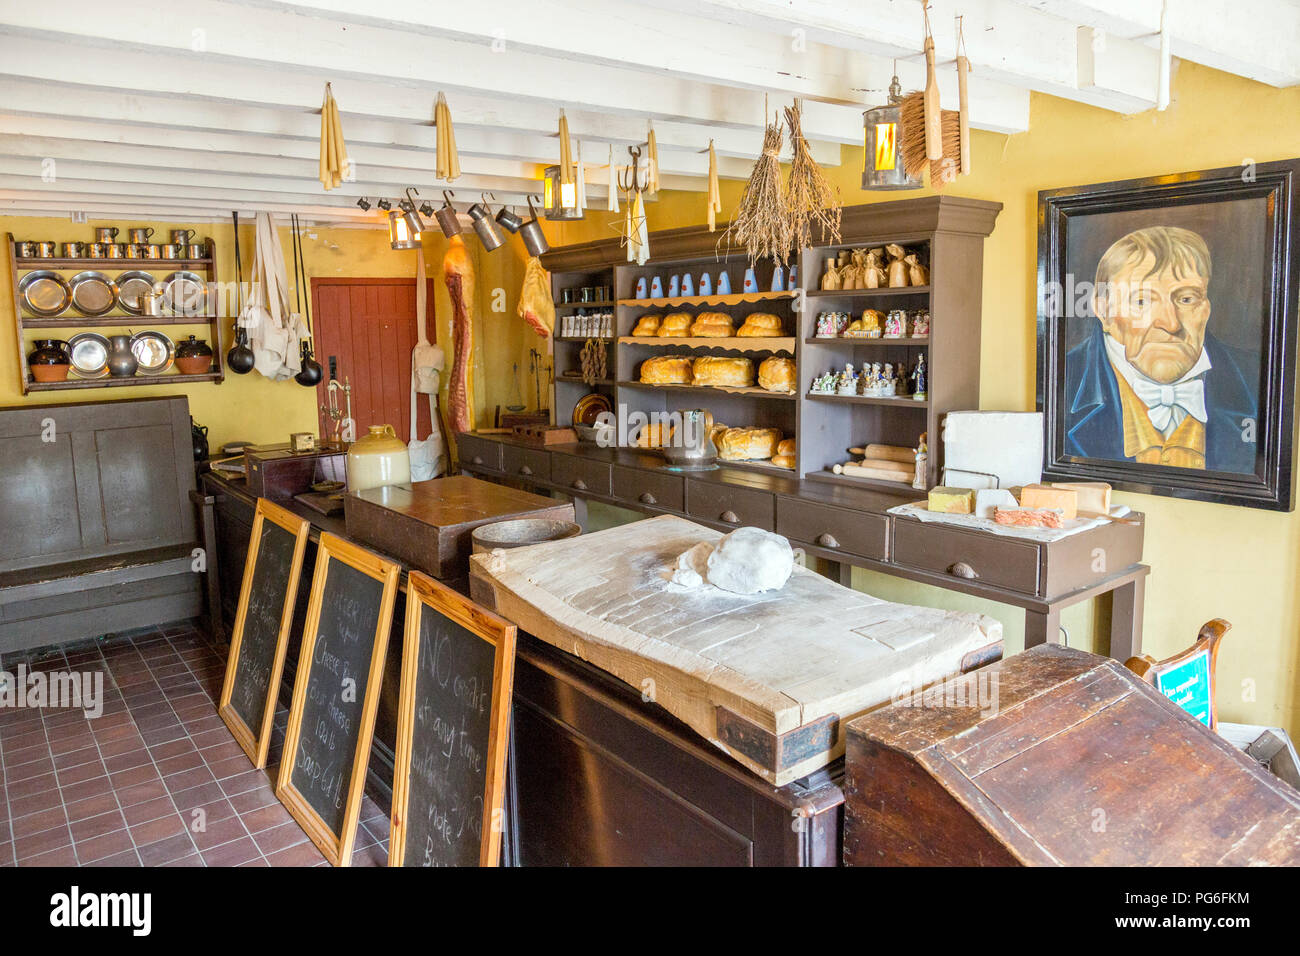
[310, 277, 437, 443]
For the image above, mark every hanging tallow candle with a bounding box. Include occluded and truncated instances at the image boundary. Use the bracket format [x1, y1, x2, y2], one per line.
[607, 144, 620, 213]
[318, 83, 349, 190]
[646, 121, 660, 196]
[706, 139, 721, 233]
[558, 109, 575, 185]
[434, 91, 461, 181]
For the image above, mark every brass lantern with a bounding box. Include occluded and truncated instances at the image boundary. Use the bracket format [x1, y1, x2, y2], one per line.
[542, 164, 584, 220]
[862, 75, 921, 191]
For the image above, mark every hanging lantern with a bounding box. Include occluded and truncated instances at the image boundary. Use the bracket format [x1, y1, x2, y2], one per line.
[542, 164, 584, 221]
[862, 75, 921, 191]
[388, 209, 420, 249]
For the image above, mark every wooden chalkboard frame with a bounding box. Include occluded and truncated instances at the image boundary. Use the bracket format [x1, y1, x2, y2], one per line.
[389, 571, 517, 867]
[1127, 618, 1230, 730]
[218, 498, 310, 769]
[276, 532, 400, 867]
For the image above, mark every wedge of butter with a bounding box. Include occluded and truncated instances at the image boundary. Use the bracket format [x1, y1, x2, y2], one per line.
[928, 486, 975, 514]
[1018, 484, 1078, 521]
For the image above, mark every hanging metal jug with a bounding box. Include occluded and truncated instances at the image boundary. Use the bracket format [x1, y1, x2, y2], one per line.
[467, 194, 505, 251]
[434, 190, 461, 237]
[495, 203, 523, 234]
[519, 196, 550, 257]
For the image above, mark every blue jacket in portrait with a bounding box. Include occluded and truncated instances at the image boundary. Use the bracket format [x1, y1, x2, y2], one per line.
[1063, 322, 1259, 474]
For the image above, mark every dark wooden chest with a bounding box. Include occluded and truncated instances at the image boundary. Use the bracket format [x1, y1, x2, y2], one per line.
[843, 645, 1300, 866]
[244, 445, 345, 500]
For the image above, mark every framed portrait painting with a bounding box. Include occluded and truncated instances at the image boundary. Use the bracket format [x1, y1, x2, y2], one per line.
[1037, 159, 1300, 510]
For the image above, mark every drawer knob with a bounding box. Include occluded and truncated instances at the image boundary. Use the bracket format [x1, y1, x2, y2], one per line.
[816, 533, 840, 549]
[719, 510, 740, 524]
[948, 561, 979, 580]
[571, 479, 587, 491]
[519, 465, 533, 476]
[638, 492, 657, 505]
[471, 455, 484, 465]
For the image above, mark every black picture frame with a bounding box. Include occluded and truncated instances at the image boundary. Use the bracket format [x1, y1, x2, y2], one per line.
[1037, 159, 1300, 511]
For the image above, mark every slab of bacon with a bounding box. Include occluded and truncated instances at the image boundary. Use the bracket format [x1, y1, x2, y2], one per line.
[442, 235, 475, 434]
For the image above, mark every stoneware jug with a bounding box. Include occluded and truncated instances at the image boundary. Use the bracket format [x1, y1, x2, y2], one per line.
[346, 424, 411, 492]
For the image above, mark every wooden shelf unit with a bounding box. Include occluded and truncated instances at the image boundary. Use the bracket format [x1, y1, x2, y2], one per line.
[9, 233, 225, 395]
[541, 197, 1001, 487]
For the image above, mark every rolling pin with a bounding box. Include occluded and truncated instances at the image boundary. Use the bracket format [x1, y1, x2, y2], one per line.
[849, 444, 917, 464]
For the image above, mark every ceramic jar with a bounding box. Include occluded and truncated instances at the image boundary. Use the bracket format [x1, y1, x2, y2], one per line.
[27, 339, 71, 383]
[106, 334, 138, 377]
[345, 424, 411, 492]
[175, 335, 213, 374]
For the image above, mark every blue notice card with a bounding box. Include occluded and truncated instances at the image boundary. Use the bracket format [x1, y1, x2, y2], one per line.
[1154, 650, 1213, 727]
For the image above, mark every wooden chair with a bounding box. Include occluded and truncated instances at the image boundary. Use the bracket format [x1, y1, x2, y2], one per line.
[1125, 618, 1229, 729]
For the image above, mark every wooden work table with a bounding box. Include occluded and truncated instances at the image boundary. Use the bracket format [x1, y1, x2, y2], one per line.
[457, 430, 1150, 660]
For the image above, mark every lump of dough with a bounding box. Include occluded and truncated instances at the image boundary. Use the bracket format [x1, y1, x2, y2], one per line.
[705, 527, 794, 594]
[670, 541, 712, 588]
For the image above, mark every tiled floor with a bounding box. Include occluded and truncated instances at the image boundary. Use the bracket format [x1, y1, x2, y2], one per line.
[0, 622, 390, 867]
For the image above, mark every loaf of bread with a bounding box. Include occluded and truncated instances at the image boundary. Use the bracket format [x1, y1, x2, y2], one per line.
[639, 355, 694, 385]
[757, 356, 796, 393]
[692, 356, 755, 388]
[715, 427, 781, 461]
[736, 312, 784, 337]
[689, 312, 735, 337]
[635, 422, 673, 448]
[631, 313, 661, 336]
[657, 313, 691, 337]
[771, 454, 795, 469]
[771, 436, 796, 468]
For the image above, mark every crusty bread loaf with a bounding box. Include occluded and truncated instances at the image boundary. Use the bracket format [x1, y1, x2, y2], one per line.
[639, 355, 693, 385]
[690, 312, 735, 337]
[657, 313, 691, 337]
[770, 454, 795, 469]
[736, 312, 784, 337]
[776, 438, 795, 458]
[634, 422, 673, 448]
[715, 426, 781, 461]
[757, 356, 796, 393]
[631, 313, 661, 336]
[692, 355, 754, 388]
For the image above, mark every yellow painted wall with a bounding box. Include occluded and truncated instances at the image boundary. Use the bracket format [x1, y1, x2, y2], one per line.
[549, 61, 1300, 733]
[4, 60, 1298, 732]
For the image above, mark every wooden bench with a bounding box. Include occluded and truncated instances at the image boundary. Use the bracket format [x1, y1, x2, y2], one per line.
[0, 396, 202, 654]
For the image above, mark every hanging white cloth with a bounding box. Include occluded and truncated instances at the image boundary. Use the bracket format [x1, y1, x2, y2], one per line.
[607, 145, 620, 213]
[408, 246, 446, 480]
[240, 212, 308, 381]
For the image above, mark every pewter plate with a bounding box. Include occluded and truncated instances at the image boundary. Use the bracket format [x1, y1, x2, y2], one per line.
[160, 270, 207, 317]
[130, 330, 175, 375]
[116, 270, 156, 316]
[69, 271, 119, 317]
[18, 270, 72, 317]
[67, 332, 110, 378]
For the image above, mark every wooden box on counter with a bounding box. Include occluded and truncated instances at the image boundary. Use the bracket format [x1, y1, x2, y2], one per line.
[842, 645, 1300, 866]
[343, 475, 575, 580]
[245, 445, 345, 500]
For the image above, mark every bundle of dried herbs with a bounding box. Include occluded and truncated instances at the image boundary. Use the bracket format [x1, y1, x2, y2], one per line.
[784, 101, 841, 250]
[724, 119, 791, 266]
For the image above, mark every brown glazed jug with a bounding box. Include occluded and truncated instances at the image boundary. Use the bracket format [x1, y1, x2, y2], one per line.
[27, 339, 71, 383]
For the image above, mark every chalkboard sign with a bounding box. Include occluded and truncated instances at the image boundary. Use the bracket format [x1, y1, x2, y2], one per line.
[218, 499, 309, 768]
[389, 571, 516, 867]
[276, 532, 399, 866]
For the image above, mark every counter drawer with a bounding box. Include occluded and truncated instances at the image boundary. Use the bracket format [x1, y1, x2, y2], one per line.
[686, 480, 774, 531]
[502, 444, 551, 482]
[551, 454, 611, 497]
[457, 433, 502, 471]
[891, 518, 1040, 595]
[777, 498, 888, 562]
[612, 465, 683, 512]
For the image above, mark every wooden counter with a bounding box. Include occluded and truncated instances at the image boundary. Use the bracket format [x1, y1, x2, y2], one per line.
[458, 431, 1151, 660]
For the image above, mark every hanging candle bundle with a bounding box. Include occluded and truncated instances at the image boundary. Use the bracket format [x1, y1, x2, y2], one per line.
[706, 139, 722, 233]
[434, 91, 461, 181]
[725, 117, 790, 266]
[318, 83, 349, 190]
[784, 101, 841, 250]
[645, 121, 660, 196]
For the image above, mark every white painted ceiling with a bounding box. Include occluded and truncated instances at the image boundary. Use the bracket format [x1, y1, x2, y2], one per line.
[0, 0, 1294, 225]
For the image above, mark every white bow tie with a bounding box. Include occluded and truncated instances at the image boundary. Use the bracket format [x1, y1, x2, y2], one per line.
[1128, 376, 1208, 433]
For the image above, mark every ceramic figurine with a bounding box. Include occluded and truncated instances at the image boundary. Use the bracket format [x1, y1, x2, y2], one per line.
[911, 354, 927, 401]
[635, 276, 648, 299]
[650, 275, 664, 298]
[869, 362, 884, 396]
[770, 264, 785, 292]
[837, 363, 858, 396]
[811, 370, 834, 394]
[743, 267, 758, 293]
[681, 273, 695, 297]
[862, 309, 882, 338]
[894, 363, 908, 396]
[883, 310, 905, 338]
[886, 243, 908, 288]
[787, 265, 798, 291]
[912, 432, 928, 490]
[717, 271, 731, 294]
[668, 274, 680, 298]
[911, 310, 930, 337]
[821, 260, 842, 291]
[815, 312, 837, 338]
[699, 272, 712, 296]
[880, 363, 896, 397]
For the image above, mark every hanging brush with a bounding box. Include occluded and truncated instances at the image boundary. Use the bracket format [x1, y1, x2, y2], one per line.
[956, 16, 971, 176]
[922, 4, 942, 162]
[901, 92, 960, 189]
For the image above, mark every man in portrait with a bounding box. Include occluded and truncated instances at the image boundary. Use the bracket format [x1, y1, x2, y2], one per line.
[1063, 225, 1258, 472]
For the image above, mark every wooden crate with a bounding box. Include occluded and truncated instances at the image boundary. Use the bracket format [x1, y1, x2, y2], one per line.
[843, 644, 1300, 865]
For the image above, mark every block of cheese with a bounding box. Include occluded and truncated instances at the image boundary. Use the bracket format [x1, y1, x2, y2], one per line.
[928, 486, 975, 514]
[994, 508, 1063, 529]
[974, 488, 1018, 519]
[1018, 484, 1078, 521]
[1050, 481, 1111, 516]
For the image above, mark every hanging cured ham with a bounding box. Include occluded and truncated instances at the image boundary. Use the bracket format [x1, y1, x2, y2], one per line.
[518, 256, 554, 338]
[442, 234, 475, 434]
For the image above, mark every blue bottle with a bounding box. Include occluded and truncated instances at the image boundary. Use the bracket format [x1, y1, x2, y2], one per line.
[770, 264, 785, 292]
